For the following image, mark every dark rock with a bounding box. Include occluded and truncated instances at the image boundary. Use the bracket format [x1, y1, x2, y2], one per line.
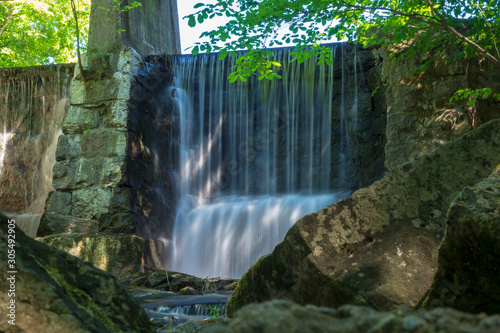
[226, 119, 500, 317]
[0, 211, 154, 332]
[422, 169, 500, 314]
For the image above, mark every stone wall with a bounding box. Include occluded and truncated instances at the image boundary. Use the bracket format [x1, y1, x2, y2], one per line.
[35, 0, 182, 274]
[0, 65, 73, 237]
[39, 49, 141, 236]
[37, 49, 171, 273]
[378, 45, 500, 170]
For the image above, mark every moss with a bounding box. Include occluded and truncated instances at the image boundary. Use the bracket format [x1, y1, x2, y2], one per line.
[39, 258, 119, 332]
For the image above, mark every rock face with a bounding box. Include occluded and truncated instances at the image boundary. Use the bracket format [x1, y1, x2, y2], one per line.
[380, 45, 500, 170]
[173, 300, 500, 333]
[226, 119, 500, 317]
[0, 212, 154, 332]
[422, 169, 500, 314]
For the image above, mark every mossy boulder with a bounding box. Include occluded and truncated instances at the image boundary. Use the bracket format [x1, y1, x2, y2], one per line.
[180, 300, 500, 333]
[422, 169, 500, 314]
[36, 232, 165, 279]
[226, 119, 500, 317]
[0, 212, 154, 332]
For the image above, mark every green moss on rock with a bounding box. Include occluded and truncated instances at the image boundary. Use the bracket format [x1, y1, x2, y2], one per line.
[0, 211, 154, 332]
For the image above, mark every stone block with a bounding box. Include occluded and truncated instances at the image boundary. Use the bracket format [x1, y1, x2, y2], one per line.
[103, 100, 128, 129]
[37, 212, 98, 236]
[63, 105, 100, 134]
[53, 157, 126, 190]
[81, 128, 128, 158]
[72, 186, 113, 220]
[55, 134, 82, 161]
[44, 191, 72, 215]
[36, 232, 146, 279]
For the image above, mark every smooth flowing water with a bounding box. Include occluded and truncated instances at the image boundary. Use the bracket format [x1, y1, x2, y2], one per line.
[0, 66, 72, 237]
[169, 45, 359, 278]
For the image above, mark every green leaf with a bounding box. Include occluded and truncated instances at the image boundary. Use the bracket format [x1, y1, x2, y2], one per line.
[188, 15, 196, 27]
[194, 3, 205, 9]
[192, 45, 200, 55]
[219, 49, 228, 60]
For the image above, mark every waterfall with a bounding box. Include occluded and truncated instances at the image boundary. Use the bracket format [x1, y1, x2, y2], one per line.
[0, 65, 72, 237]
[168, 44, 357, 278]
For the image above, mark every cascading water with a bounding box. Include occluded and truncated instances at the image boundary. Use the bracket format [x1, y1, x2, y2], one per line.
[168, 44, 359, 278]
[0, 65, 72, 237]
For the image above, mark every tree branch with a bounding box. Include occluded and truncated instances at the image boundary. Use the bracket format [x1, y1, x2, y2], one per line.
[0, 6, 14, 38]
[70, 0, 86, 81]
[426, 0, 499, 66]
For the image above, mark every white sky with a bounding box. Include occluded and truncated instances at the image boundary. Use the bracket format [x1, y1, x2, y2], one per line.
[176, 0, 222, 54]
[175, 0, 341, 54]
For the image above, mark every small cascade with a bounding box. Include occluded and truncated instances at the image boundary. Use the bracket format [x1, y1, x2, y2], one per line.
[138, 293, 229, 328]
[156, 302, 226, 317]
[168, 44, 362, 278]
[0, 65, 72, 236]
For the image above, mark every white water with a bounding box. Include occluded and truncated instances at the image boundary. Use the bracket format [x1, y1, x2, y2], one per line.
[169, 45, 356, 278]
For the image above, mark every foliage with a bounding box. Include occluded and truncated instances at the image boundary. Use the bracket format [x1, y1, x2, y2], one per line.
[450, 87, 500, 107]
[205, 304, 221, 319]
[98, 0, 142, 14]
[0, 0, 91, 67]
[186, 0, 500, 81]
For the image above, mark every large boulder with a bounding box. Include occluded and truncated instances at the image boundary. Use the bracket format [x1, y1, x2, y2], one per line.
[226, 119, 500, 317]
[0, 212, 154, 332]
[172, 300, 500, 333]
[422, 169, 500, 314]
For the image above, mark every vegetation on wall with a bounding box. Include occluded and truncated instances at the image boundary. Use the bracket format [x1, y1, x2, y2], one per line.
[186, 0, 500, 87]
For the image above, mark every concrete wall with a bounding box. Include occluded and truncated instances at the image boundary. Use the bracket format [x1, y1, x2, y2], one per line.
[88, 0, 180, 73]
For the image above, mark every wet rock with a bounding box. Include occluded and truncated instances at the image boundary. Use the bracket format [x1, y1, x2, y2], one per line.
[127, 269, 239, 293]
[227, 119, 500, 316]
[422, 169, 500, 314]
[179, 286, 202, 295]
[0, 211, 154, 333]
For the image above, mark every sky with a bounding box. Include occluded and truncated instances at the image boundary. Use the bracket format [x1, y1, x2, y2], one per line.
[176, 0, 222, 54]
[175, 0, 341, 55]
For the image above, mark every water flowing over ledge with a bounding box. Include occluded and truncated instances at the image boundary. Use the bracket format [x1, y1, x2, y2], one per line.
[166, 44, 376, 278]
